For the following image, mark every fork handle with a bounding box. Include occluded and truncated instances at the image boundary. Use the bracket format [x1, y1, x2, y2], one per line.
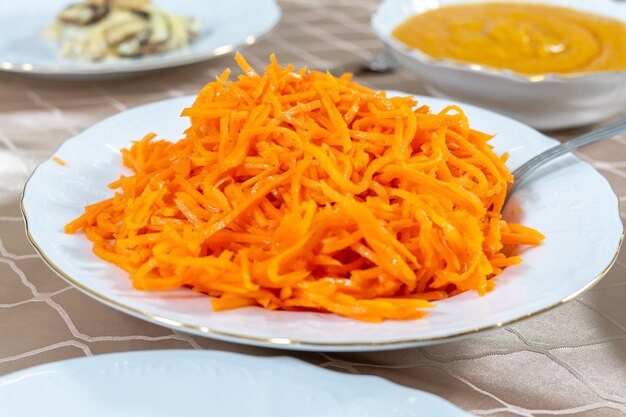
[507, 118, 626, 198]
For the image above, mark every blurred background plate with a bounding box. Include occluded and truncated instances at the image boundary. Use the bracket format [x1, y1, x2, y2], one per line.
[0, 350, 473, 417]
[0, 0, 281, 80]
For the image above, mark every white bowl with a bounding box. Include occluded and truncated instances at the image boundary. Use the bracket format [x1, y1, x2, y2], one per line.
[372, 0, 626, 130]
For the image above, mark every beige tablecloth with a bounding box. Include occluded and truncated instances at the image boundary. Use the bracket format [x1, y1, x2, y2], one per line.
[1, 1, 625, 415]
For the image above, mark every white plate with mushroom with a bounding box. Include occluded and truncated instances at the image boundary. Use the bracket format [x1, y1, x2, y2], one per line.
[0, 0, 281, 80]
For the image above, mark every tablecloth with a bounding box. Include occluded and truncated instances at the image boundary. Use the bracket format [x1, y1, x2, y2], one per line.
[1, 1, 625, 415]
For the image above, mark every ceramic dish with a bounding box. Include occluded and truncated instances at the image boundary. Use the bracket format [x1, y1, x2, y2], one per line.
[0, 350, 473, 416]
[21, 93, 623, 352]
[372, 0, 626, 130]
[0, 0, 280, 80]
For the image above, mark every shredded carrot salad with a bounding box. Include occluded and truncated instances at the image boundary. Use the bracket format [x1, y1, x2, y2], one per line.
[66, 53, 543, 322]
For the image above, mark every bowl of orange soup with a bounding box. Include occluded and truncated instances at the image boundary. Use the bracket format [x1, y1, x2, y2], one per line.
[372, 0, 626, 129]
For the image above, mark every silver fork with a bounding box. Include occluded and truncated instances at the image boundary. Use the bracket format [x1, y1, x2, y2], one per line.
[326, 52, 398, 76]
[506, 118, 626, 204]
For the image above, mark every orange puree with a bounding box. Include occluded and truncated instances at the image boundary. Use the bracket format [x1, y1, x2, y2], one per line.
[392, 3, 626, 75]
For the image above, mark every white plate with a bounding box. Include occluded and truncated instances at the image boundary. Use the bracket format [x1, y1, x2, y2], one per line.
[0, 350, 473, 416]
[372, 0, 626, 129]
[0, 0, 280, 80]
[21, 94, 624, 352]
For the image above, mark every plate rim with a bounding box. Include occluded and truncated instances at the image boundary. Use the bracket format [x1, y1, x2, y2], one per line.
[0, 349, 473, 416]
[20, 95, 625, 351]
[0, 0, 281, 77]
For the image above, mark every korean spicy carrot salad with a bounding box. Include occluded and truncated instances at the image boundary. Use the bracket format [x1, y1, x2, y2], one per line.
[66, 53, 543, 322]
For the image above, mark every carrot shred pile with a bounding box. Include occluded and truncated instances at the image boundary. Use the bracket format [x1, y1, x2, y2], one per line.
[66, 53, 544, 322]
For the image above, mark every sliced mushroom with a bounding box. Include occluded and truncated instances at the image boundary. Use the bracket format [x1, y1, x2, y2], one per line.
[116, 30, 150, 57]
[130, 9, 151, 20]
[103, 15, 150, 46]
[187, 18, 200, 42]
[59, 3, 109, 26]
[52, 0, 197, 60]
[168, 14, 196, 50]
[147, 10, 170, 46]
[110, 0, 151, 10]
[137, 10, 171, 54]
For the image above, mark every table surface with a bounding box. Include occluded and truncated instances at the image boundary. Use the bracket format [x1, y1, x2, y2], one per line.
[1, 1, 625, 416]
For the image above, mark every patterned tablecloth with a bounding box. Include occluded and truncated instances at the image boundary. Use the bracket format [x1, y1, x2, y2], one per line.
[1, 1, 625, 416]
